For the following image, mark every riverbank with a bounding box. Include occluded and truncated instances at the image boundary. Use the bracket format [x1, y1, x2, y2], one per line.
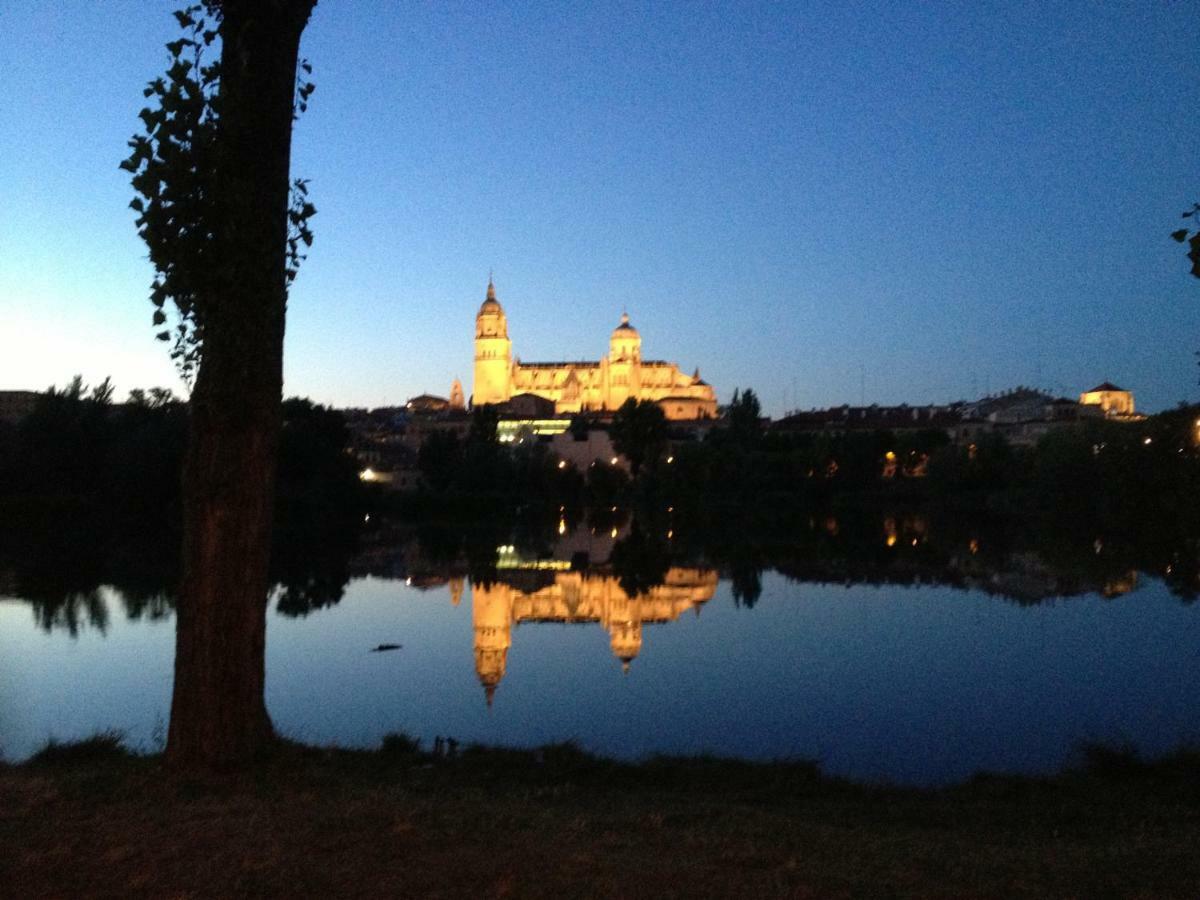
[4, 736, 1199, 898]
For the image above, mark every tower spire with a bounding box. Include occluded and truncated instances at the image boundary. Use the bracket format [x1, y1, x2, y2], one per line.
[486, 271, 496, 302]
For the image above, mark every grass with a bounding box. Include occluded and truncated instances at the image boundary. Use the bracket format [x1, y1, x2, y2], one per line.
[26, 729, 132, 766]
[3, 734, 1200, 898]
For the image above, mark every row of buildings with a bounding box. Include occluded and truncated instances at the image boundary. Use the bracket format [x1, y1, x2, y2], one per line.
[348, 282, 1146, 489]
[771, 383, 1140, 447]
[349, 384, 1142, 492]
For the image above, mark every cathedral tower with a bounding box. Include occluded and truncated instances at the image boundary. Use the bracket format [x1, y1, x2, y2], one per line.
[607, 312, 642, 410]
[473, 278, 512, 406]
[472, 581, 513, 707]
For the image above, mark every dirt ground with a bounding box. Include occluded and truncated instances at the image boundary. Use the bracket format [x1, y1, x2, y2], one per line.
[4, 739, 1200, 898]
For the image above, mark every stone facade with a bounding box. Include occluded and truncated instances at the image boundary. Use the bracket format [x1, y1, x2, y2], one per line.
[472, 280, 717, 420]
[1079, 382, 1136, 418]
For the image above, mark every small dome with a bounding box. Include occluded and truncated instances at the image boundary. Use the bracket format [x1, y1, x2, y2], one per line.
[478, 278, 503, 316]
[611, 311, 639, 339]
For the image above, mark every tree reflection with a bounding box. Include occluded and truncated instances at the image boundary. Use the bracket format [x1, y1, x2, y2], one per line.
[729, 561, 763, 609]
[27, 588, 110, 637]
[7, 503, 1200, 636]
[1, 504, 367, 631]
[1, 508, 175, 635]
[609, 525, 671, 598]
[270, 517, 359, 618]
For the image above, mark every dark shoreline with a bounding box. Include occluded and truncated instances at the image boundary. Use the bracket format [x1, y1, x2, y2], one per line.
[5, 734, 1200, 897]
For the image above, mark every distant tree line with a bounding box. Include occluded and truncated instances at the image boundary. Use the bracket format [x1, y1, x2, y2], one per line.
[409, 405, 586, 515]
[0, 378, 364, 530]
[8, 380, 1196, 611]
[403, 390, 1200, 546]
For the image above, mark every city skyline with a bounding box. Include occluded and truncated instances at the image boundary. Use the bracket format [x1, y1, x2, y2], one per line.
[1, 2, 1198, 414]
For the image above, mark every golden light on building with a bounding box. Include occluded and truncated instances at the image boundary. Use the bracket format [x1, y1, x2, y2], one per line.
[1079, 382, 1135, 418]
[468, 568, 718, 702]
[471, 279, 717, 419]
[497, 419, 570, 443]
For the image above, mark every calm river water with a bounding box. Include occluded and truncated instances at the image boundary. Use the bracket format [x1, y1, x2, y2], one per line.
[2, 519, 1198, 785]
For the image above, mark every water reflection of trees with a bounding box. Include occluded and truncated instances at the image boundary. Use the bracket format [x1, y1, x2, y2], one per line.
[234, 508, 1200, 611]
[353, 508, 1193, 609]
[0, 509, 175, 635]
[270, 516, 360, 617]
[608, 525, 670, 599]
[1, 508, 365, 633]
[691, 510, 1199, 606]
[7, 503, 1198, 636]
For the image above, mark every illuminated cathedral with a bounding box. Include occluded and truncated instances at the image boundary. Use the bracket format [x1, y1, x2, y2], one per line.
[472, 279, 718, 420]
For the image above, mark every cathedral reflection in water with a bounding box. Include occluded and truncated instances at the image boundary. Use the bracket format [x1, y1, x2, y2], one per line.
[461, 566, 718, 705]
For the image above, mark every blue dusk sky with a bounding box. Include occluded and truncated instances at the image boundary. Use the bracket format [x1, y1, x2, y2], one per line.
[1, 1, 1197, 415]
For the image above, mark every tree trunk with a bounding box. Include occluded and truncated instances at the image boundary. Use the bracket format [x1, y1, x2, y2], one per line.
[167, 0, 316, 770]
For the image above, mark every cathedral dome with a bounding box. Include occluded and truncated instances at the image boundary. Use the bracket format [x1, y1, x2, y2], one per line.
[611, 311, 639, 339]
[478, 278, 504, 316]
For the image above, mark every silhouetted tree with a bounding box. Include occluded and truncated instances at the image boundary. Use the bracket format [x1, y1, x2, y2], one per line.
[1172, 201, 1200, 381]
[127, 387, 178, 408]
[418, 430, 463, 492]
[277, 397, 358, 507]
[1172, 202, 1200, 280]
[568, 414, 590, 441]
[726, 387, 763, 446]
[468, 404, 500, 445]
[122, 0, 318, 769]
[610, 398, 667, 476]
[460, 404, 505, 491]
[9, 377, 114, 496]
[105, 393, 188, 524]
